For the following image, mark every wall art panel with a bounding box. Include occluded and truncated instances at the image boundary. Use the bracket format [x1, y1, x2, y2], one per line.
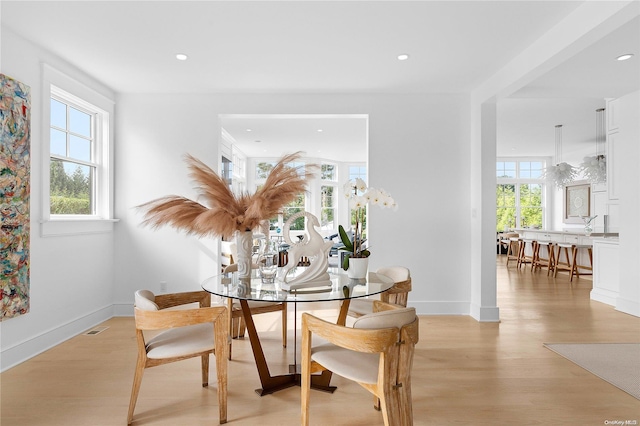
[0, 74, 31, 320]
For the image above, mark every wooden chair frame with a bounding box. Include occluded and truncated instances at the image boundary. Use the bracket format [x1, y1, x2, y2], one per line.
[301, 301, 419, 426]
[127, 291, 228, 424]
[348, 266, 412, 318]
[380, 278, 412, 307]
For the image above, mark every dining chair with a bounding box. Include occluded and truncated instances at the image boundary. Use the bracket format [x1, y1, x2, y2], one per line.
[222, 263, 287, 360]
[127, 290, 228, 425]
[348, 266, 412, 317]
[301, 301, 419, 426]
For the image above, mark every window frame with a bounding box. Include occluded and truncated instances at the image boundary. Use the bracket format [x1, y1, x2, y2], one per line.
[41, 64, 116, 236]
[496, 158, 547, 231]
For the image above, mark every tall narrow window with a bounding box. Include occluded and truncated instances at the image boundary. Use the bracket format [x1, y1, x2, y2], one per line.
[320, 186, 335, 230]
[348, 165, 366, 183]
[347, 164, 367, 232]
[50, 91, 98, 215]
[496, 159, 545, 231]
[42, 65, 114, 236]
[221, 156, 232, 190]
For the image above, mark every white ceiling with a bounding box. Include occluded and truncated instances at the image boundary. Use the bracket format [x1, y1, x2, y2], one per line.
[2, 1, 639, 160]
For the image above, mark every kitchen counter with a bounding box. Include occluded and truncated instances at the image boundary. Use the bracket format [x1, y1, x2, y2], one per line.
[512, 228, 619, 238]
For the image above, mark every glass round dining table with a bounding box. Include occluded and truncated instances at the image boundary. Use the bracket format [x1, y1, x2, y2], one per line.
[202, 268, 394, 396]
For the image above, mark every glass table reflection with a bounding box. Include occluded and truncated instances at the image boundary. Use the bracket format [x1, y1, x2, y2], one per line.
[202, 268, 394, 396]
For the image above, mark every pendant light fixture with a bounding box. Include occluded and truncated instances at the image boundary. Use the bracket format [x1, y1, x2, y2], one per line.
[543, 124, 577, 188]
[579, 108, 606, 183]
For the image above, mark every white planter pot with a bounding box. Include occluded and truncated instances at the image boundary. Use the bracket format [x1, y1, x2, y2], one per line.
[347, 257, 369, 279]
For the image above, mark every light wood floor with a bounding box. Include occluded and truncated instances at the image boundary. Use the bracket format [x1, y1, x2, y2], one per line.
[2, 258, 639, 425]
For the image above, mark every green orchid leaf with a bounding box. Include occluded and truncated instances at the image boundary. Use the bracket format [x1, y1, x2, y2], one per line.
[338, 225, 353, 251]
[342, 254, 350, 270]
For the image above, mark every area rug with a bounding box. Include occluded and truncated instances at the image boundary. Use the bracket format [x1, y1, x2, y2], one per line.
[544, 343, 640, 400]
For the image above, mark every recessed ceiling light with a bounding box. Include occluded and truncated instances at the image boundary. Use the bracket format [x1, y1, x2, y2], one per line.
[617, 53, 634, 61]
[397, 54, 410, 61]
[246, 128, 252, 132]
[255, 140, 261, 143]
[176, 53, 188, 61]
[317, 129, 323, 132]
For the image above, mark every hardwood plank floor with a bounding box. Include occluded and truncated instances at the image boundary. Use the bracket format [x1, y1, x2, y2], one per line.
[2, 257, 638, 425]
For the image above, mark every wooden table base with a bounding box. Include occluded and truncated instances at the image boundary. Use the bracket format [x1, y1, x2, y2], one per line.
[240, 298, 350, 396]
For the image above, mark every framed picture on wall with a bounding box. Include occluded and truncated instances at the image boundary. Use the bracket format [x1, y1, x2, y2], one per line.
[563, 181, 590, 224]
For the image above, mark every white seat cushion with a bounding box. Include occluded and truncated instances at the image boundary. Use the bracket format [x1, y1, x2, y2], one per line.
[311, 344, 379, 384]
[310, 307, 416, 384]
[352, 307, 416, 330]
[145, 323, 214, 359]
[376, 266, 410, 283]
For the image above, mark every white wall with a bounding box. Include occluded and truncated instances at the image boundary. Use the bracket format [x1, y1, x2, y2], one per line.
[0, 29, 116, 371]
[616, 90, 640, 316]
[114, 93, 473, 316]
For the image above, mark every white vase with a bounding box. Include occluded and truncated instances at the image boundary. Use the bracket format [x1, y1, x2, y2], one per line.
[236, 230, 253, 279]
[347, 257, 369, 279]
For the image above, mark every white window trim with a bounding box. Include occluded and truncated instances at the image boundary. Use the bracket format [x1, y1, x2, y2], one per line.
[496, 157, 549, 230]
[41, 63, 117, 236]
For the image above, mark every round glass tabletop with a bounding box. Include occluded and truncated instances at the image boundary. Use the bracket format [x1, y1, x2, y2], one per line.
[202, 267, 394, 303]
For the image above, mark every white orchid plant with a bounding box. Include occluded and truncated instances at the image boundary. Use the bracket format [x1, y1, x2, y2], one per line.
[338, 178, 397, 270]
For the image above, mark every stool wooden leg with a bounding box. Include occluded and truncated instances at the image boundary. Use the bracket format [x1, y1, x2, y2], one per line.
[546, 244, 555, 276]
[570, 246, 579, 282]
[553, 248, 561, 278]
[517, 241, 524, 268]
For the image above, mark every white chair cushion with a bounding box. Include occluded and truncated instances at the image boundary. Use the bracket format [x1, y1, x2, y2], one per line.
[310, 307, 416, 385]
[376, 266, 410, 283]
[311, 344, 379, 384]
[145, 323, 214, 359]
[352, 307, 416, 330]
[135, 290, 159, 311]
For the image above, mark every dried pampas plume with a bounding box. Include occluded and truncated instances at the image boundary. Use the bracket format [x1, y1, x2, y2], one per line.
[139, 151, 317, 238]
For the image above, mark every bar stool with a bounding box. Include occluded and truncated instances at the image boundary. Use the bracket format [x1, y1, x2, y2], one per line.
[517, 238, 536, 269]
[532, 241, 555, 275]
[553, 243, 574, 279]
[569, 244, 593, 281]
[499, 232, 519, 255]
[506, 237, 521, 267]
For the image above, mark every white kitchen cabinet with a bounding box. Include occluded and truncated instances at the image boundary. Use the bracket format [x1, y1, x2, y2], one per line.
[591, 238, 620, 306]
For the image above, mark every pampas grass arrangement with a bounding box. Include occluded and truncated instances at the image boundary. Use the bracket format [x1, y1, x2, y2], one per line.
[139, 152, 317, 238]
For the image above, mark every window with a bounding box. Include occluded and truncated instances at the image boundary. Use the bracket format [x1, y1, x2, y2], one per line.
[42, 64, 115, 235]
[221, 156, 232, 190]
[49, 95, 96, 215]
[255, 161, 307, 232]
[347, 164, 367, 232]
[348, 165, 366, 183]
[320, 186, 335, 230]
[256, 161, 275, 179]
[496, 160, 545, 231]
[321, 164, 335, 181]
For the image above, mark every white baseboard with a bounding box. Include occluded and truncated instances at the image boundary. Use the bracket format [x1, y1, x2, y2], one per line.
[0, 305, 113, 372]
[590, 288, 618, 306]
[410, 301, 472, 317]
[113, 302, 134, 317]
[615, 297, 640, 318]
[470, 303, 500, 322]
